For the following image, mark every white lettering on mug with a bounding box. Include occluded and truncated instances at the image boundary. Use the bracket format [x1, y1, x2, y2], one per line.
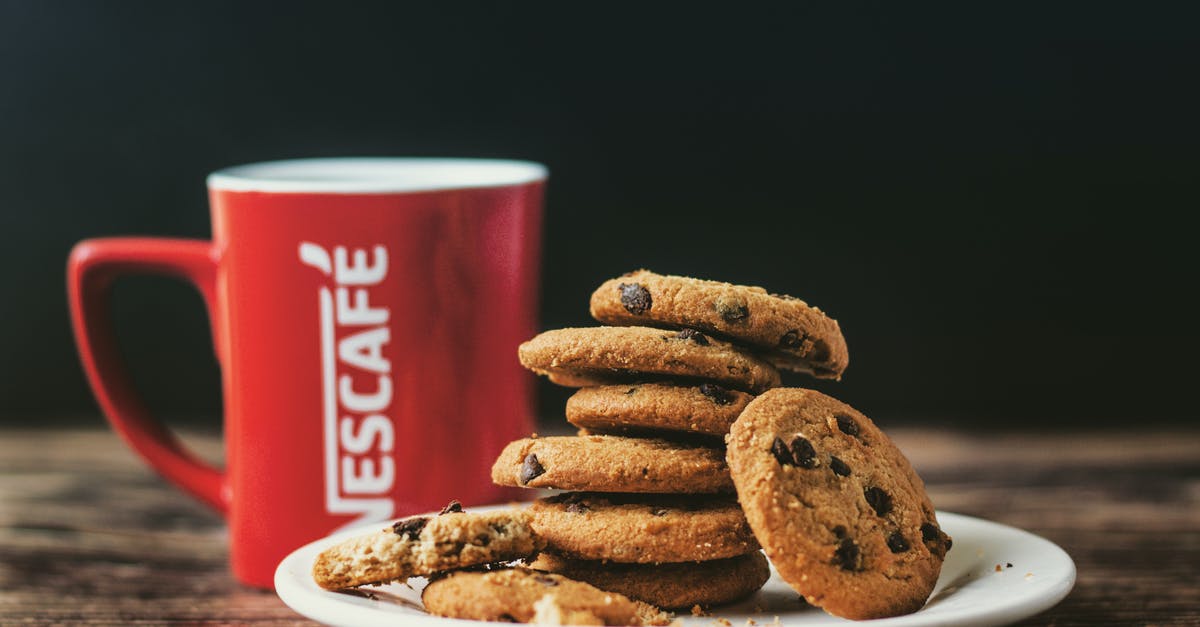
[339, 375, 391, 413]
[340, 415, 394, 454]
[338, 327, 391, 374]
[300, 242, 396, 530]
[336, 288, 388, 325]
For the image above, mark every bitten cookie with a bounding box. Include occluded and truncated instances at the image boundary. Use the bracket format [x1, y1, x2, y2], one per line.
[590, 270, 849, 379]
[529, 552, 771, 609]
[421, 567, 673, 626]
[528, 493, 758, 563]
[518, 326, 781, 393]
[491, 435, 734, 494]
[566, 383, 753, 438]
[311, 502, 543, 590]
[726, 388, 952, 620]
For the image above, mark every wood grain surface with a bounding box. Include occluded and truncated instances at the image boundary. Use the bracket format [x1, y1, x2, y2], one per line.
[1, 425, 1196, 626]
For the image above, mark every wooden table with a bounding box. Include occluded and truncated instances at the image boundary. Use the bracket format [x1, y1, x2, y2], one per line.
[1, 424, 1196, 625]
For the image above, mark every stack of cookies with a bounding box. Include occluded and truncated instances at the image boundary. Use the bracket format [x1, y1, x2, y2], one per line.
[312, 269, 955, 624]
[489, 270, 851, 611]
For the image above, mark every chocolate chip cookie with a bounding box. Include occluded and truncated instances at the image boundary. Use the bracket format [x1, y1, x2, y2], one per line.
[518, 326, 781, 393]
[528, 551, 771, 609]
[311, 502, 543, 590]
[528, 493, 758, 563]
[590, 270, 849, 379]
[726, 388, 951, 619]
[421, 567, 673, 625]
[566, 382, 754, 438]
[491, 435, 733, 494]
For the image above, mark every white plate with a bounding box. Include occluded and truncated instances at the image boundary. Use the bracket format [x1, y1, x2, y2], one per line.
[275, 508, 1075, 626]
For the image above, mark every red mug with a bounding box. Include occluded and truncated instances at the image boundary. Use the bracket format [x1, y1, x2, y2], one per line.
[67, 158, 546, 588]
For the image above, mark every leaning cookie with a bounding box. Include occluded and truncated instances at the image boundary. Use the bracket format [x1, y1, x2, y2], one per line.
[566, 382, 753, 438]
[529, 492, 758, 563]
[492, 435, 734, 494]
[726, 389, 952, 620]
[518, 326, 781, 393]
[311, 501, 543, 590]
[528, 552, 771, 610]
[421, 567, 673, 626]
[590, 270, 849, 379]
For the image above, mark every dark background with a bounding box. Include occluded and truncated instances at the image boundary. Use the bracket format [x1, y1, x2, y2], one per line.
[3, 3, 1197, 427]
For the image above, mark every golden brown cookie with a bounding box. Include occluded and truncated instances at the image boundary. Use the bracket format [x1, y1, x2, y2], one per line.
[528, 551, 771, 610]
[492, 435, 734, 494]
[566, 382, 753, 438]
[421, 567, 673, 625]
[726, 388, 952, 619]
[528, 493, 758, 563]
[311, 501, 543, 590]
[590, 270, 849, 379]
[518, 326, 781, 393]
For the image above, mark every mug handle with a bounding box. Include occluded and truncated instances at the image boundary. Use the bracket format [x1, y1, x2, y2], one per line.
[67, 237, 228, 514]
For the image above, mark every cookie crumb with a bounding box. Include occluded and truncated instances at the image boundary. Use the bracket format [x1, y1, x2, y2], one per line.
[712, 619, 732, 627]
[1006, 562, 1013, 568]
[994, 564, 1002, 572]
[1025, 572, 1035, 580]
[691, 604, 708, 616]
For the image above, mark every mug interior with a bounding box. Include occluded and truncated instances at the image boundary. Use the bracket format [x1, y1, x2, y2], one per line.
[207, 158, 547, 194]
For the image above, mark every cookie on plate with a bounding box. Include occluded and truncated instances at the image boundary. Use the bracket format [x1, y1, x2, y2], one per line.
[726, 388, 952, 619]
[590, 270, 849, 379]
[492, 435, 734, 494]
[528, 551, 770, 609]
[421, 567, 673, 625]
[518, 326, 781, 393]
[566, 382, 753, 438]
[311, 501, 543, 590]
[528, 492, 758, 563]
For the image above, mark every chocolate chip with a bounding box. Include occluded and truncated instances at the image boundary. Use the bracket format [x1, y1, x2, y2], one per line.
[475, 533, 492, 547]
[618, 283, 652, 314]
[835, 414, 860, 437]
[887, 531, 910, 553]
[789, 436, 818, 469]
[831, 525, 848, 539]
[651, 507, 670, 516]
[565, 501, 590, 514]
[921, 522, 941, 542]
[624, 387, 638, 395]
[519, 453, 545, 484]
[533, 573, 559, 587]
[392, 516, 429, 539]
[829, 455, 851, 477]
[439, 500, 464, 515]
[779, 329, 803, 349]
[675, 328, 710, 345]
[498, 613, 517, 622]
[699, 383, 735, 405]
[832, 537, 861, 571]
[864, 487, 893, 516]
[714, 295, 749, 322]
[770, 437, 793, 465]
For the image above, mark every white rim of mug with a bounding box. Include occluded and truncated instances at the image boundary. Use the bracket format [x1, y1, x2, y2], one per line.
[207, 157, 548, 194]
